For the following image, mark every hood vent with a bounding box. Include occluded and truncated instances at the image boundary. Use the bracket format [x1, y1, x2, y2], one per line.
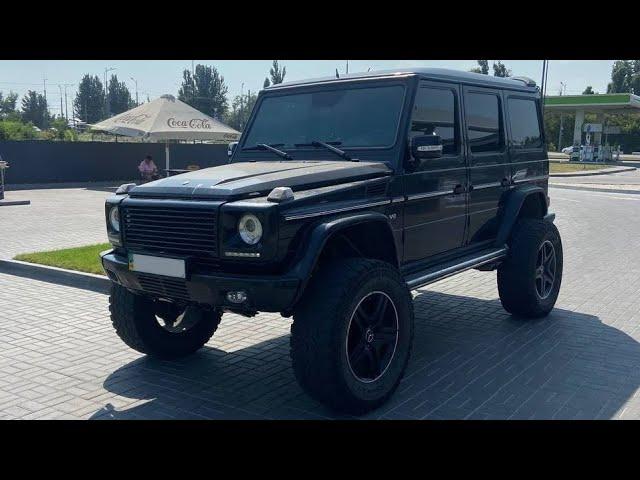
[366, 182, 387, 197]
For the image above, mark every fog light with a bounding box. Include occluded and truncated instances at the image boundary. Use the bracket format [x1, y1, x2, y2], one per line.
[226, 291, 248, 304]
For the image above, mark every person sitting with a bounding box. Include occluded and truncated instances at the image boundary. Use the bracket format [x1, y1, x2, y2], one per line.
[138, 155, 160, 183]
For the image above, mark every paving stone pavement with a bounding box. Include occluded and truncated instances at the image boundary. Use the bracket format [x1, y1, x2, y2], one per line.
[1, 186, 640, 419]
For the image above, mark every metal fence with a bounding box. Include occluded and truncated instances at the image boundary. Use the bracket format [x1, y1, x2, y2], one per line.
[0, 141, 229, 185]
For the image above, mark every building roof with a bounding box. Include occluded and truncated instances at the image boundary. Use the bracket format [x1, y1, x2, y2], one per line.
[266, 68, 539, 93]
[544, 93, 640, 112]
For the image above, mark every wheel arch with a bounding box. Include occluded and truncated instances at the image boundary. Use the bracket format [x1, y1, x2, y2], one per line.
[495, 186, 549, 247]
[288, 212, 400, 309]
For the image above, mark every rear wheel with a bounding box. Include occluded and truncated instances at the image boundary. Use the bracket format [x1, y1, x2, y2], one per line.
[497, 219, 563, 318]
[291, 259, 414, 415]
[109, 284, 221, 359]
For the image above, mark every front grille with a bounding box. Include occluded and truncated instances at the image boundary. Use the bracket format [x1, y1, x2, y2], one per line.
[137, 273, 190, 301]
[122, 205, 218, 263]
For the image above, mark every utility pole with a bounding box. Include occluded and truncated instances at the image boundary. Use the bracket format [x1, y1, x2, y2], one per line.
[130, 77, 139, 106]
[240, 82, 245, 130]
[43, 75, 48, 127]
[558, 81, 566, 150]
[346, 60, 349, 75]
[62, 84, 72, 122]
[104, 67, 115, 117]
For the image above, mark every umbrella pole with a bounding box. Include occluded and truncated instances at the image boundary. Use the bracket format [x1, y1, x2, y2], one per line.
[165, 142, 170, 177]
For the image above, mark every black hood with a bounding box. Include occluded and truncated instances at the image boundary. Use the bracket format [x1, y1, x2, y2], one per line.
[129, 160, 391, 199]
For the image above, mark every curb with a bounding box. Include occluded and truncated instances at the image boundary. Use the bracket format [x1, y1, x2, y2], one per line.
[549, 184, 640, 195]
[0, 259, 110, 294]
[550, 166, 636, 178]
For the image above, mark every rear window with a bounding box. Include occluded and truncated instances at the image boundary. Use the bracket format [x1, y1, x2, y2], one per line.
[508, 98, 542, 149]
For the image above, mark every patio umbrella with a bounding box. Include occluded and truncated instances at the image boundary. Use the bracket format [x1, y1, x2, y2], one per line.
[90, 94, 241, 174]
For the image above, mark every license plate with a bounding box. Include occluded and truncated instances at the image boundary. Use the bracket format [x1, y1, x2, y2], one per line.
[128, 254, 186, 279]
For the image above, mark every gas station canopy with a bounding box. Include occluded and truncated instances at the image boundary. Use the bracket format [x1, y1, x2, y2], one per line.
[544, 93, 640, 148]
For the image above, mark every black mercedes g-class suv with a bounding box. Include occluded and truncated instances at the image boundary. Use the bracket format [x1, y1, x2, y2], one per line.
[102, 68, 562, 414]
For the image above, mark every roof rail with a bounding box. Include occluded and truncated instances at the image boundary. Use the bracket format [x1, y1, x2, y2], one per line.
[510, 76, 537, 87]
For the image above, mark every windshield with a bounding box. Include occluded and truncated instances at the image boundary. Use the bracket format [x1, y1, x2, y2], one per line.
[243, 85, 405, 150]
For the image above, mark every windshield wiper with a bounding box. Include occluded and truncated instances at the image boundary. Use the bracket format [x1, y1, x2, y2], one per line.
[296, 140, 354, 161]
[243, 143, 293, 160]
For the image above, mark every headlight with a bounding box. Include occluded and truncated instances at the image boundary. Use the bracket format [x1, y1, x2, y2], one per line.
[109, 206, 120, 232]
[238, 213, 262, 245]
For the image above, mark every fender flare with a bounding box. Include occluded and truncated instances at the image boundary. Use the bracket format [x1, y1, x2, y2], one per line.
[288, 212, 398, 306]
[495, 185, 548, 247]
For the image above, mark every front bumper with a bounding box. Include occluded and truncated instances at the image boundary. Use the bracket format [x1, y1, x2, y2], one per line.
[100, 250, 300, 313]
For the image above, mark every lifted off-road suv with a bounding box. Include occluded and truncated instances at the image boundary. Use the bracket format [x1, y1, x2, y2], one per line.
[102, 68, 562, 414]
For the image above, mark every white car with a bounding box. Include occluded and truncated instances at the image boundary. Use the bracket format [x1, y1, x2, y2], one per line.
[561, 146, 574, 155]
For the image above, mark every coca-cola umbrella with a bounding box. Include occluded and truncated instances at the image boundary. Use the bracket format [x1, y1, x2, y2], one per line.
[90, 94, 241, 175]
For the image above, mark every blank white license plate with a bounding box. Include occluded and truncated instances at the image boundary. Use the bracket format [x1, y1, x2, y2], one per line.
[128, 254, 186, 279]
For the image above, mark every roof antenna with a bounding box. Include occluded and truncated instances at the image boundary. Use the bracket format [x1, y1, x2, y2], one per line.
[540, 60, 549, 115]
[335, 68, 340, 79]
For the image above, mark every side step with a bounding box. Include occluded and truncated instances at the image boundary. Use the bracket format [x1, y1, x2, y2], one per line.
[404, 247, 508, 290]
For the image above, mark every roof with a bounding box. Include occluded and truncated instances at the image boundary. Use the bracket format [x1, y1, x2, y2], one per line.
[544, 93, 640, 112]
[266, 67, 539, 93]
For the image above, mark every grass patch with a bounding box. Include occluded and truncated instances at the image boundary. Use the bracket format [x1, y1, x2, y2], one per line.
[550, 162, 611, 173]
[14, 243, 111, 275]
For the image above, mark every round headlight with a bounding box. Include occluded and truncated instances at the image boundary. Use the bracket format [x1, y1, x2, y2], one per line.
[238, 214, 262, 245]
[109, 206, 120, 232]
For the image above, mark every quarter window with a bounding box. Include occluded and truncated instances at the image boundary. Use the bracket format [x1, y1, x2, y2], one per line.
[409, 87, 458, 155]
[508, 98, 542, 148]
[465, 92, 503, 153]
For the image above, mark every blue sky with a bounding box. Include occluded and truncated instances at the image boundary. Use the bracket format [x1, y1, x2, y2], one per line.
[0, 60, 615, 117]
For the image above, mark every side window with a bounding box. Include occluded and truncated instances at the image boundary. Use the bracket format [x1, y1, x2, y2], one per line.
[508, 98, 542, 149]
[465, 92, 503, 153]
[409, 86, 458, 156]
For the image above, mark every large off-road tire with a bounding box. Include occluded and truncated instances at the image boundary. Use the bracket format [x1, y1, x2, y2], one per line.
[497, 219, 563, 318]
[291, 258, 414, 415]
[109, 284, 221, 359]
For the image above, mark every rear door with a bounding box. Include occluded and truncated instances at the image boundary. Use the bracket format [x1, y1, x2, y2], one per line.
[504, 94, 547, 187]
[402, 80, 467, 263]
[463, 86, 510, 246]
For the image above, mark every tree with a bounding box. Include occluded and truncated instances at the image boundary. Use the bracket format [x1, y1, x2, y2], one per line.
[178, 64, 229, 118]
[21, 90, 49, 129]
[0, 91, 18, 116]
[74, 74, 105, 123]
[607, 60, 633, 93]
[583, 86, 595, 95]
[108, 74, 134, 115]
[224, 91, 258, 131]
[263, 77, 271, 88]
[269, 60, 286, 85]
[470, 60, 489, 75]
[492, 61, 511, 78]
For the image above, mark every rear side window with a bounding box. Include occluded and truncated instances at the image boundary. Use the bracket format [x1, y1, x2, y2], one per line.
[465, 92, 503, 153]
[508, 98, 542, 149]
[409, 87, 458, 155]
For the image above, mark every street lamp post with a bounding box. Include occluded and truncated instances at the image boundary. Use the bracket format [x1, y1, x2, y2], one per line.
[104, 67, 116, 117]
[130, 77, 139, 106]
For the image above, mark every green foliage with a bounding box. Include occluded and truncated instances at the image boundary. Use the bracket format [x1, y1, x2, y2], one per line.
[492, 61, 511, 78]
[582, 86, 595, 94]
[108, 74, 134, 115]
[0, 91, 19, 116]
[269, 60, 286, 85]
[14, 243, 110, 275]
[74, 74, 105, 123]
[21, 90, 49, 129]
[178, 64, 229, 118]
[470, 60, 489, 74]
[224, 91, 258, 131]
[0, 119, 37, 140]
[263, 77, 271, 88]
[606, 60, 640, 94]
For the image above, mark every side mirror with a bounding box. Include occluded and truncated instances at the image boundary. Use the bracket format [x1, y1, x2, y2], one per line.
[228, 141, 238, 158]
[411, 135, 443, 160]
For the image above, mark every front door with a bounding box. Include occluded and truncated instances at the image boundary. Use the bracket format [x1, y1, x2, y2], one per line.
[402, 81, 467, 263]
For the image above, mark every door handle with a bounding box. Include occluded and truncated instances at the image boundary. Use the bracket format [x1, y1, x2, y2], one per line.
[453, 184, 465, 195]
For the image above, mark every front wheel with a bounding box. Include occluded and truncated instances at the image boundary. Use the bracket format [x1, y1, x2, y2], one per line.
[109, 284, 221, 359]
[291, 259, 414, 415]
[497, 218, 563, 318]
